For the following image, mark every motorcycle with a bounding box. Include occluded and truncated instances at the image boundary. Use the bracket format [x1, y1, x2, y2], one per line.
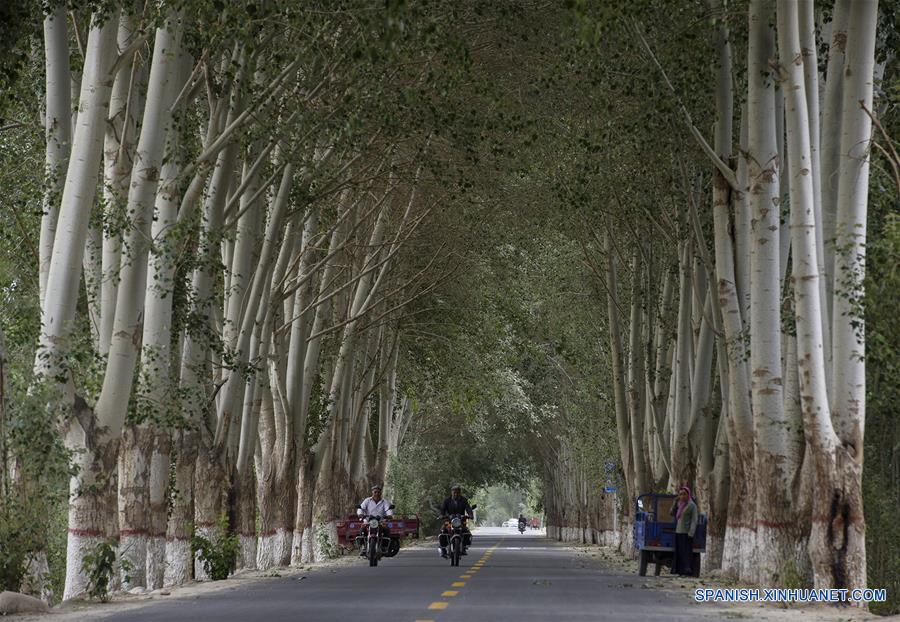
[518, 520, 526, 534]
[441, 504, 477, 567]
[354, 504, 396, 567]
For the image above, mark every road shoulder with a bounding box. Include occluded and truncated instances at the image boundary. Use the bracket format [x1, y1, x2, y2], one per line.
[10, 535, 434, 621]
[562, 541, 880, 621]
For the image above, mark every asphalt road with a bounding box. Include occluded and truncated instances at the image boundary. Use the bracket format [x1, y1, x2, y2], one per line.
[98, 527, 721, 622]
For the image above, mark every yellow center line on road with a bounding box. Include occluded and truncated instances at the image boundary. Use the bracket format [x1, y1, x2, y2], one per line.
[415, 537, 505, 620]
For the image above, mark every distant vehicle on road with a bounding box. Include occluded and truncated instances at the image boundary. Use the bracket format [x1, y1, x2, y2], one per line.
[634, 493, 706, 577]
[502, 518, 519, 527]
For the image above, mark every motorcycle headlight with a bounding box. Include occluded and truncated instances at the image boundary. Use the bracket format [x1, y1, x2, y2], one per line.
[451, 517, 462, 528]
[369, 518, 379, 529]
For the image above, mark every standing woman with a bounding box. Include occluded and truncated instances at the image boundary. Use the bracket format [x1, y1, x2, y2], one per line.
[670, 486, 698, 575]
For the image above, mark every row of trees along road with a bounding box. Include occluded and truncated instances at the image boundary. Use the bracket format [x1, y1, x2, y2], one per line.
[0, 0, 896, 614]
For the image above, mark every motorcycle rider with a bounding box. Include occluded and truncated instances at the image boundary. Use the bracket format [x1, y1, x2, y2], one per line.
[439, 484, 473, 558]
[518, 513, 527, 530]
[358, 484, 393, 518]
[357, 485, 393, 556]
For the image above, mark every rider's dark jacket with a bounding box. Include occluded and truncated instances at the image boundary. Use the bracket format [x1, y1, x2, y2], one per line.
[441, 496, 473, 518]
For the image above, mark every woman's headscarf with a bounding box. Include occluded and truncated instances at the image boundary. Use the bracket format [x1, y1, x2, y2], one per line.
[676, 486, 692, 520]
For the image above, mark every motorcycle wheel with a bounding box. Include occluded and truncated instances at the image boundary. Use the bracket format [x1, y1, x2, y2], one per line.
[386, 538, 400, 557]
[368, 539, 378, 567]
[450, 538, 460, 567]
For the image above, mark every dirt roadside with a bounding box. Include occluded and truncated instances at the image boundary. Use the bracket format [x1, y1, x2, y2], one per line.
[567, 543, 886, 621]
[9, 536, 437, 621]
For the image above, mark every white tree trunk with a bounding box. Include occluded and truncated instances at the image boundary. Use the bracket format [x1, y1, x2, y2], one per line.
[95, 22, 182, 590]
[627, 252, 649, 494]
[830, 0, 876, 462]
[33, 13, 119, 602]
[813, 0, 877, 591]
[146, 432, 170, 589]
[604, 229, 634, 502]
[748, 0, 796, 586]
[798, 0, 831, 385]
[735, 106, 752, 324]
[99, 12, 142, 356]
[777, 0, 835, 587]
[212, 152, 262, 451]
[715, 7, 751, 584]
[39, 7, 71, 309]
[94, 18, 183, 437]
[123, 65, 185, 587]
[820, 0, 850, 326]
[687, 293, 715, 468]
[670, 242, 694, 489]
[35, 15, 117, 386]
[163, 431, 196, 587]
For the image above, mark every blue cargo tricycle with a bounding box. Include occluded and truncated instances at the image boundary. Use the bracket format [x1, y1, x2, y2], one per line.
[633, 493, 706, 576]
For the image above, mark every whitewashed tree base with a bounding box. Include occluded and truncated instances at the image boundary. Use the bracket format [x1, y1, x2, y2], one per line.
[290, 537, 303, 567]
[146, 536, 166, 590]
[722, 525, 758, 583]
[701, 534, 723, 573]
[193, 526, 212, 581]
[63, 533, 104, 600]
[163, 538, 191, 587]
[238, 535, 257, 570]
[258, 529, 293, 570]
[755, 525, 809, 586]
[314, 522, 337, 563]
[594, 529, 620, 548]
[617, 522, 634, 557]
[294, 527, 315, 565]
[119, 533, 148, 589]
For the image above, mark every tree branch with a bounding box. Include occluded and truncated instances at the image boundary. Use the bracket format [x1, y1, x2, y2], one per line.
[632, 19, 740, 191]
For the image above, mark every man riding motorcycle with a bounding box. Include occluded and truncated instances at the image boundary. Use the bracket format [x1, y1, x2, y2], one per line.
[439, 484, 473, 558]
[518, 513, 527, 531]
[357, 485, 393, 556]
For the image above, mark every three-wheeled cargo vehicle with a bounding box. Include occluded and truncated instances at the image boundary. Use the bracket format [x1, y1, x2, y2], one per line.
[633, 493, 706, 576]
[335, 514, 420, 556]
